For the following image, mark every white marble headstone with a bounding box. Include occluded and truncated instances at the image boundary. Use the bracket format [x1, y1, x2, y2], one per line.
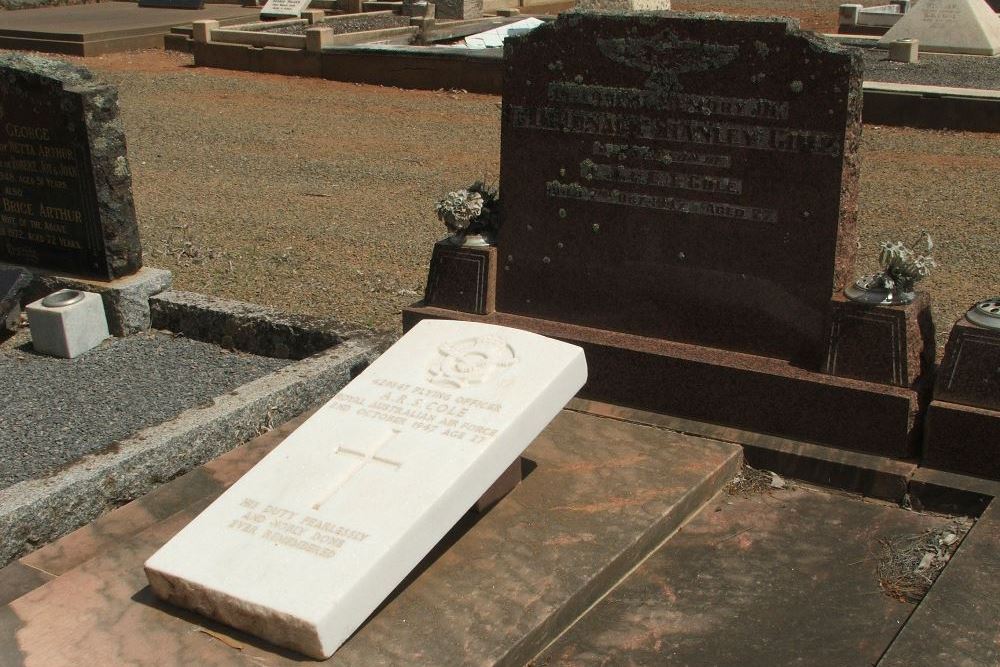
[144, 319, 587, 659]
[260, 0, 311, 18]
[878, 0, 1000, 55]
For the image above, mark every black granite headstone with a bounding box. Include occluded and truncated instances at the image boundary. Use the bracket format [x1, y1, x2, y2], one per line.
[0, 53, 142, 280]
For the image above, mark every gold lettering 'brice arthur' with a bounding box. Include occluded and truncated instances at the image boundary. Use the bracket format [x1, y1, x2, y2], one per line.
[1, 197, 31, 215]
[38, 203, 82, 223]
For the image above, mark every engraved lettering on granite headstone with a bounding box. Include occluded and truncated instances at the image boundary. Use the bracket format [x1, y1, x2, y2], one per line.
[0, 54, 141, 279]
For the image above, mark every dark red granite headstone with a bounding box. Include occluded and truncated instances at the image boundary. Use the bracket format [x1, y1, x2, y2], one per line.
[497, 12, 862, 363]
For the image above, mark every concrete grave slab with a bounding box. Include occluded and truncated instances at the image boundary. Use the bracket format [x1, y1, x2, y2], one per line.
[144, 319, 587, 658]
[0, 3, 261, 56]
[878, 0, 1000, 55]
[537, 483, 970, 666]
[0, 405, 741, 665]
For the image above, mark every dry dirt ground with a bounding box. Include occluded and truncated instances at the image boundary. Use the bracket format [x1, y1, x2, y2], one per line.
[56, 49, 999, 354]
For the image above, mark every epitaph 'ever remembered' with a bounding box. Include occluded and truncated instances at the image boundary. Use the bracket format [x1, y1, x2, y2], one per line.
[498, 13, 862, 362]
[145, 319, 587, 659]
[0, 54, 142, 280]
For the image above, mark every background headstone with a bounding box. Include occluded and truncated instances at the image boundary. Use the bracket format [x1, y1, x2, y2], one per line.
[498, 12, 863, 363]
[260, 0, 311, 18]
[0, 54, 142, 280]
[878, 0, 1000, 55]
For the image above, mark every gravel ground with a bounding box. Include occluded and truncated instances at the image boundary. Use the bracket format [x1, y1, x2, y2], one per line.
[0, 330, 291, 489]
[862, 49, 1000, 90]
[40, 48, 999, 358]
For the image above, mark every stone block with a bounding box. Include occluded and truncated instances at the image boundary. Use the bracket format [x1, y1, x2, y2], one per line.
[822, 291, 934, 387]
[305, 26, 333, 52]
[25, 289, 109, 358]
[423, 241, 497, 315]
[301, 8, 325, 22]
[934, 314, 1000, 411]
[192, 19, 219, 43]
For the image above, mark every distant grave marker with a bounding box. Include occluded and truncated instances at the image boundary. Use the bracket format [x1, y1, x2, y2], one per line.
[0, 54, 142, 280]
[878, 0, 1000, 55]
[260, 0, 311, 18]
[145, 319, 587, 659]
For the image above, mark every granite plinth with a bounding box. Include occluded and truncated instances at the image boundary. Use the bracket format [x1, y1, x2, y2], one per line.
[404, 305, 923, 457]
[934, 316, 1000, 411]
[923, 400, 1000, 480]
[423, 240, 497, 315]
[0, 408, 741, 665]
[823, 291, 935, 387]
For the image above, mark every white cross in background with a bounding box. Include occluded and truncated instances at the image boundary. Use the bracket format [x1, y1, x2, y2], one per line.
[312, 429, 403, 511]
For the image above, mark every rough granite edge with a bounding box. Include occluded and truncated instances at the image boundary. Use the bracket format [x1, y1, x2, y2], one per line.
[6, 263, 174, 336]
[145, 568, 327, 659]
[0, 335, 388, 568]
[150, 289, 369, 359]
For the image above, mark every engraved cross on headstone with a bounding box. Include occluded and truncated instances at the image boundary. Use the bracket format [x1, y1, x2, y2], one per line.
[312, 429, 403, 511]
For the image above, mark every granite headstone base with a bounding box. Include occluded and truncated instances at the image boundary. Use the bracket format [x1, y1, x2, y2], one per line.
[4, 262, 173, 336]
[403, 305, 924, 458]
[922, 314, 1000, 480]
[822, 292, 935, 388]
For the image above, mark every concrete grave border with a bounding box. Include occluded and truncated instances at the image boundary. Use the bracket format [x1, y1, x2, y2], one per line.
[170, 18, 999, 131]
[0, 292, 389, 568]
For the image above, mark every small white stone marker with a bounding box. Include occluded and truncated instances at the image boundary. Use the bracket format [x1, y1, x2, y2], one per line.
[144, 319, 587, 659]
[260, 0, 311, 18]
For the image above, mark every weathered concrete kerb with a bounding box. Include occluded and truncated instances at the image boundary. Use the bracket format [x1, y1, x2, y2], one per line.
[0, 335, 386, 568]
